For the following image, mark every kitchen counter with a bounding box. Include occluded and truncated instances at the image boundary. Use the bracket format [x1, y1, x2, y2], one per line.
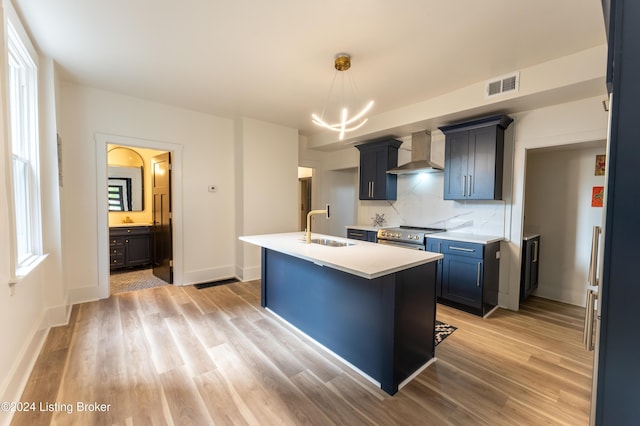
[523, 232, 541, 241]
[240, 232, 442, 279]
[240, 231, 440, 395]
[429, 231, 504, 244]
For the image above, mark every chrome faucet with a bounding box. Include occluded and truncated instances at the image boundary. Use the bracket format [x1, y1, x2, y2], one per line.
[306, 204, 331, 243]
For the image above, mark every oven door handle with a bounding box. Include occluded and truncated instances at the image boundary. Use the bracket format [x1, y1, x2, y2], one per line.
[377, 239, 425, 250]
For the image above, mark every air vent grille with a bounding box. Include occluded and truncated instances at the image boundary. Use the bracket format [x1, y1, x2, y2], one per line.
[486, 72, 520, 97]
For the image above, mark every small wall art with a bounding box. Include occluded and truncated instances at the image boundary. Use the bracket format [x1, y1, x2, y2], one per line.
[595, 154, 606, 176]
[592, 186, 604, 207]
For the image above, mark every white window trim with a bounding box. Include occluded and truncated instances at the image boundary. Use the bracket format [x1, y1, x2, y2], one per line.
[4, 0, 45, 281]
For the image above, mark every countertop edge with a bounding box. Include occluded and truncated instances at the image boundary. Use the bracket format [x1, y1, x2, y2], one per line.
[240, 233, 442, 279]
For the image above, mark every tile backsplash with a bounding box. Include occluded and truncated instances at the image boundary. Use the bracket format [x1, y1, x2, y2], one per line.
[357, 172, 507, 236]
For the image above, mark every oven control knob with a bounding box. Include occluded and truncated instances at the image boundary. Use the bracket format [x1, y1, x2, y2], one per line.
[408, 234, 413, 239]
[415, 235, 420, 240]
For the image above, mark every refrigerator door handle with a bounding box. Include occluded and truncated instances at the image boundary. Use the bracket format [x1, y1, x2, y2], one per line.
[583, 289, 597, 351]
[588, 226, 601, 287]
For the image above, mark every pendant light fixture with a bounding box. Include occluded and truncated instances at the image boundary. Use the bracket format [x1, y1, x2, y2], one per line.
[312, 53, 374, 140]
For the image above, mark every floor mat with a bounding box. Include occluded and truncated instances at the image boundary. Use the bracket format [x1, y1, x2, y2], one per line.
[435, 320, 457, 346]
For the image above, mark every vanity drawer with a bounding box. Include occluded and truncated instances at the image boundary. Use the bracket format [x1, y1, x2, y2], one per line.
[110, 255, 125, 267]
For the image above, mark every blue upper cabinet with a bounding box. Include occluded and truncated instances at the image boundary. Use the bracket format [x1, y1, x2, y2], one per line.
[356, 139, 401, 200]
[439, 115, 513, 201]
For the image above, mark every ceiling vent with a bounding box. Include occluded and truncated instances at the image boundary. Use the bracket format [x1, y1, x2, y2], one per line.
[486, 72, 520, 98]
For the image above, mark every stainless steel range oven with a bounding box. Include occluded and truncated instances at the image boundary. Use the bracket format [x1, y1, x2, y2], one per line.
[376, 226, 446, 250]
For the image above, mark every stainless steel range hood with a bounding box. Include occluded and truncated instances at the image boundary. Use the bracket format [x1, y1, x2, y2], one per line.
[386, 131, 443, 174]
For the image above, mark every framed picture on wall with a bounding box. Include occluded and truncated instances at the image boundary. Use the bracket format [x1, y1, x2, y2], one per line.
[592, 186, 604, 207]
[595, 154, 606, 176]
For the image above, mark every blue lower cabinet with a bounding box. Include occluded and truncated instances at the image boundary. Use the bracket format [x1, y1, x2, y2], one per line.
[346, 228, 377, 242]
[260, 247, 436, 395]
[427, 238, 500, 316]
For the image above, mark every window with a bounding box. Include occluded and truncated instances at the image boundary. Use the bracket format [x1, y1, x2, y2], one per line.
[6, 17, 41, 271]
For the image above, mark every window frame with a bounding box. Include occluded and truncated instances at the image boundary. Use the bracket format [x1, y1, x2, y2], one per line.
[4, 4, 43, 276]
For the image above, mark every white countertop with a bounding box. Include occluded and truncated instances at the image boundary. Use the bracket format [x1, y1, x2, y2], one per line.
[240, 232, 442, 280]
[109, 222, 152, 228]
[427, 232, 504, 244]
[523, 232, 540, 241]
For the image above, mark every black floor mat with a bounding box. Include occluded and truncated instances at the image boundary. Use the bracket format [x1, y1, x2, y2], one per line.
[435, 320, 457, 346]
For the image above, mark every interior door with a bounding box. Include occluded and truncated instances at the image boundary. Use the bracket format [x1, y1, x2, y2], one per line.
[299, 177, 311, 231]
[152, 152, 173, 283]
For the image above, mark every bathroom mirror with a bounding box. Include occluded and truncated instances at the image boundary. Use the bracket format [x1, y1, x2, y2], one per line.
[107, 147, 144, 211]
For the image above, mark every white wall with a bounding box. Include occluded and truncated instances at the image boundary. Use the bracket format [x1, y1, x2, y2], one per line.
[524, 143, 606, 305]
[60, 83, 236, 299]
[235, 118, 298, 281]
[0, 17, 66, 425]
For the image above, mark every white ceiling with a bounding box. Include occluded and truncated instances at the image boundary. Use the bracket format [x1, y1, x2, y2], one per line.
[13, 0, 606, 136]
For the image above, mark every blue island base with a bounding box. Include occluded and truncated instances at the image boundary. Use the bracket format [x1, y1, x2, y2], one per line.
[260, 247, 437, 395]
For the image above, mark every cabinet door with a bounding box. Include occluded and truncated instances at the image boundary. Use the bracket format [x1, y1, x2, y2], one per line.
[426, 239, 443, 298]
[530, 237, 539, 290]
[468, 126, 500, 200]
[442, 255, 483, 309]
[359, 149, 377, 200]
[443, 132, 469, 200]
[125, 234, 152, 266]
[371, 149, 388, 200]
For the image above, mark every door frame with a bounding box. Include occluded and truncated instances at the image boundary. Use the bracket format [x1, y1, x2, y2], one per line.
[95, 133, 184, 300]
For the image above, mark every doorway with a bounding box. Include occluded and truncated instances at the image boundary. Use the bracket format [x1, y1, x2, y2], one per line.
[522, 140, 607, 306]
[96, 133, 184, 300]
[298, 167, 313, 231]
[106, 144, 173, 294]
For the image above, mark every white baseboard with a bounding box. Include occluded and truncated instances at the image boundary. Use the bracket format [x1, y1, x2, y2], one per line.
[0, 316, 49, 426]
[181, 265, 235, 286]
[68, 285, 102, 305]
[236, 265, 261, 282]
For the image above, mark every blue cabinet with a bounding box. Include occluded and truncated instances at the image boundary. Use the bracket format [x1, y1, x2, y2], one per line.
[356, 139, 401, 200]
[439, 115, 513, 200]
[520, 236, 540, 301]
[347, 228, 377, 242]
[426, 238, 443, 298]
[427, 237, 500, 316]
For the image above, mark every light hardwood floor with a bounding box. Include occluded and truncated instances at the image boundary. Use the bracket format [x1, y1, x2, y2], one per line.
[12, 281, 593, 425]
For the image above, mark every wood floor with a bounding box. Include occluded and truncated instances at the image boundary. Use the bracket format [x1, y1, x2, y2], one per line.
[12, 281, 593, 425]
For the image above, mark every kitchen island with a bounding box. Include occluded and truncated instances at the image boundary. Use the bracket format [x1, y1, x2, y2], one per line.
[240, 232, 442, 395]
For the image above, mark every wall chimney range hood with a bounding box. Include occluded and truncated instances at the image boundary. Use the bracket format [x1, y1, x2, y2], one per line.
[386, 131, 443, 174]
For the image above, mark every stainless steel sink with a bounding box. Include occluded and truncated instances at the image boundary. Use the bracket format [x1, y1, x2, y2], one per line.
[311, 238, 354, 247]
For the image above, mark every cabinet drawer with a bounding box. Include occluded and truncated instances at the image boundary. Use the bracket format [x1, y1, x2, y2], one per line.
[441, 240, 483, 258]
[110, 226, 151, 237]
[347, 229, 376, 242]
[110, 247, 124, 256]
[110, 237, 123, 246]
[110, 255, 125, 266]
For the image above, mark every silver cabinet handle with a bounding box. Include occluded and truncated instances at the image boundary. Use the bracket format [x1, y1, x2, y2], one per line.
[532, 240, 539, 263]
[368, 182, 372, 198]
[350, 232, 364, 237]
[371, 181, 375, 197]
[449, 246, 475, 252]
[476, 262, 482, 287]
[468, 175, 473, 197]
[462, 175, 467, 196]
